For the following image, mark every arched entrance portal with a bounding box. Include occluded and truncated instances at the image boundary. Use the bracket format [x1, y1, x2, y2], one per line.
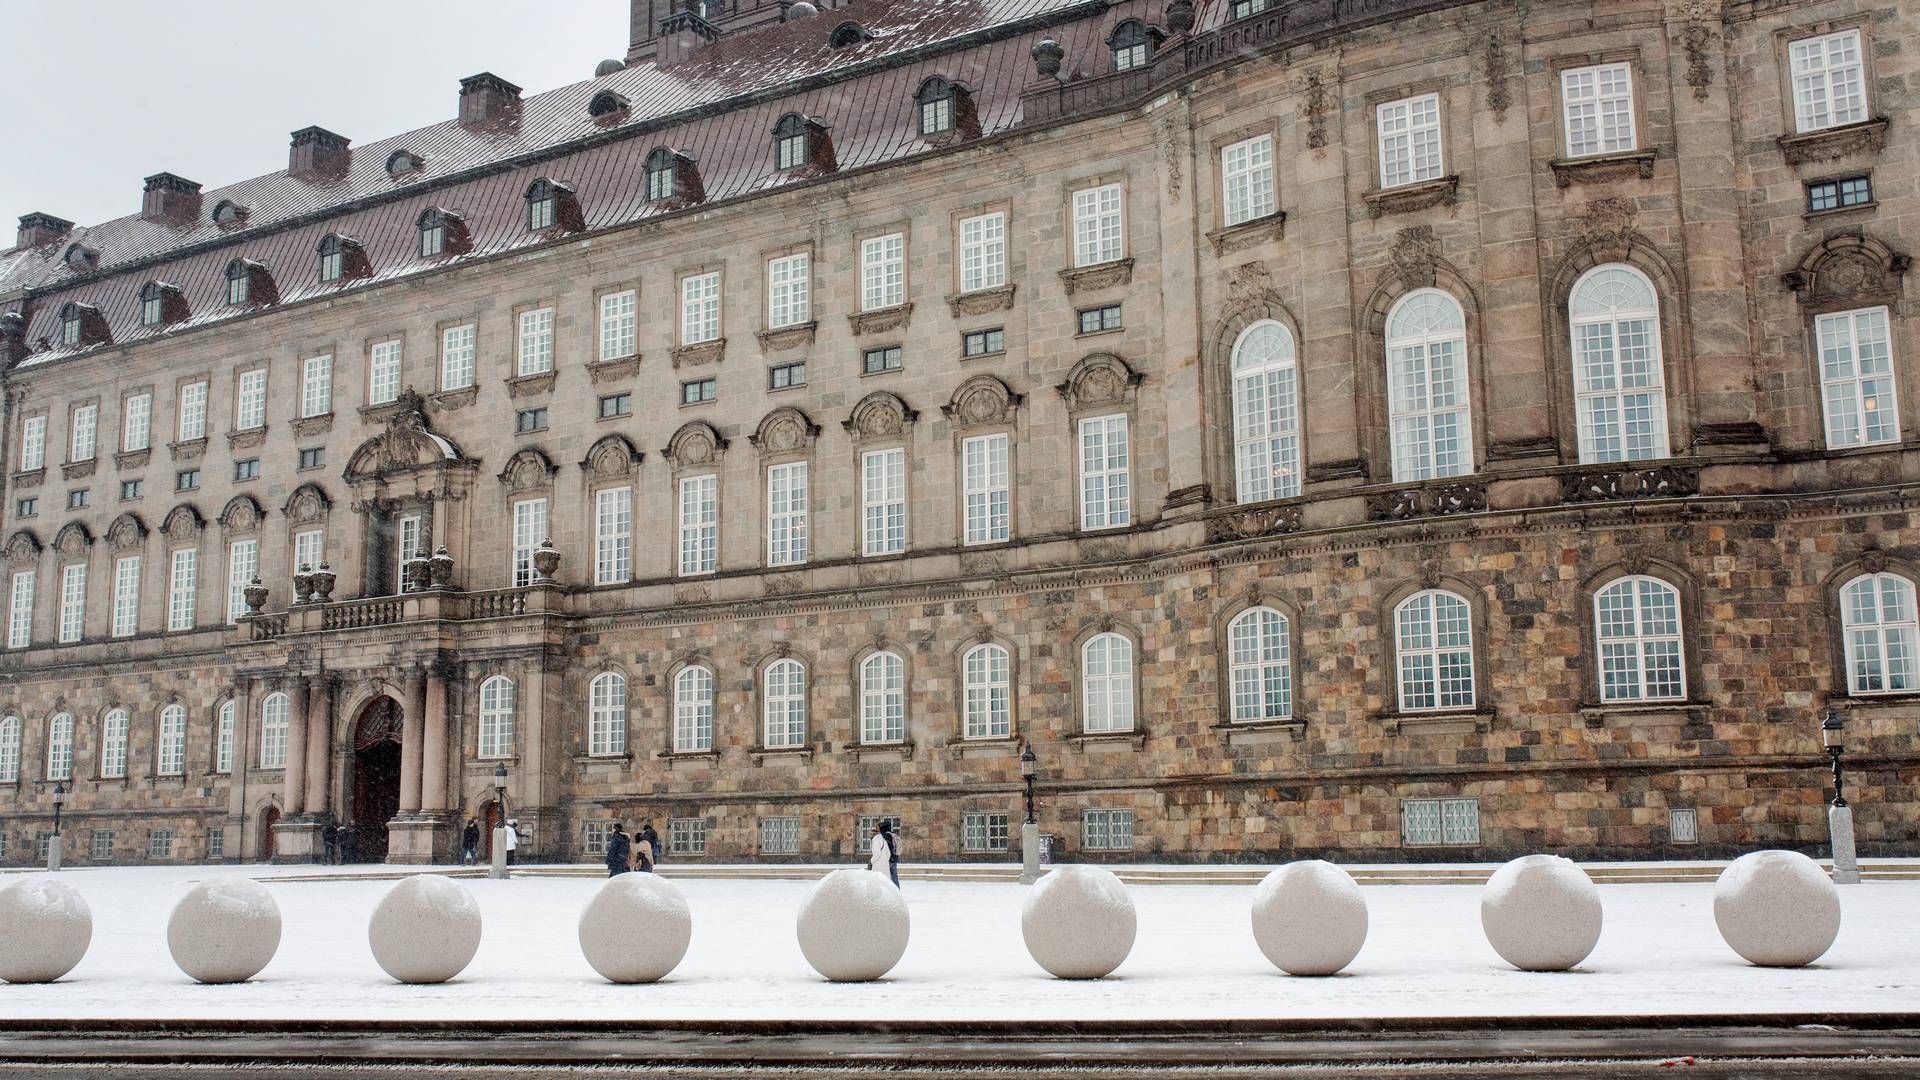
[259, 805, 280, 861]
[350, 697, 405, 863]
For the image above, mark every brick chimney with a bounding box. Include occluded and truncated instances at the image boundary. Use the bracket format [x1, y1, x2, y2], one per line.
[657, 1, 722, 67]
[458, 73, 523, 127]
[15, 212, 73, 249]
[289, 127, 352, 180]
[141, 173, 203, 226]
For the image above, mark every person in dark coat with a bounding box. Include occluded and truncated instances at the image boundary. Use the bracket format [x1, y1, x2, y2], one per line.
[639, 821, 661, 866]
[461, 819, 481, 866]
[634, 831, 656, 873]
[605, 823, 633, 877]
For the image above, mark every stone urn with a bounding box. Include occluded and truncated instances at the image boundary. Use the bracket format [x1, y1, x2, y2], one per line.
[427, 546, 455, 590]
[292, 564, 314, 605]
[403, 552, 432, 593]
[242, 577, 269, 616]
[1031, 38, 1063, 79]
[532, 538, 562, 583]
[1165, 0, 1194, 34]
[309, 562, 337, 603]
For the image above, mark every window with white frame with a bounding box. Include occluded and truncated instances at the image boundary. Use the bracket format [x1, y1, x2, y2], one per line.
[1230, 320, 1302, 503]
[1110, 20, 1150, 70]
[760, 815, 800, 854]
[299, 356, 332, 418]
[511, 498, 547, 588]
[1402, 797, 1479, 846]
[122, 393, 151, 453]
[594, 487, 632, 586]
[1228, 606, 1293, 722]
[1395, 590, 1475, 713]
[674, 666, 714, 752]
[678, 475, 718, 576]
[589, 672, 627, 755]
[1081, 633, 1135, 733]
[0, 715, 19, 783]
[1571, 265, 1670, 463]
[100, 708, 129, 778]
[158, 703, 186, 776]
[178, 381, 208, 441]
[69, 404, 97, 462]
[1561, 63, 1636, 157]
[369, 340, 402, 405]
[763, 658, 807, 748]
[1789, 29, 1867, 134]
[599, 290, 637, 361]
[215, 700, 235, 774]
[861, 234, 905, 311]
[1841, 572, 1917, 695]
[1078, 415, 1131, 530]
[766, 461, 808, 566]
[441, 324, 476, 390]
[517, 308, 554, 377]
[1816, 307, 1897, 449]
[860, 651, 906, 744]
[258, 692, 289, 769]
[767, 253, 811, 329]
[234, 369, 266, 430]
[1668, 807, 1699, 844]
[19, 415, 45, 471]
[1221, 135, 1276, 226]
[861, 448, 907, 556]
[46, 712, 73, 780]
[478, 675, 514, 759]
[962, 643, 1011, 739]
[58, 564, 86, 643]
[958, 212, 1006, 293]
[111, 556, 140, 638]
[1385, 290, 1473, 481]
[206, 826, 225, 859]
[681, 272, 721, 345]
[148, 827, 175, 860]
[1071, 184, 1124, 267]
[226, 539, 257, 624]
[1377, 93, 1444, 189]
[167, 548, 196, 631]
[963, 811, 1010, 852]
[669, 817, 708, 856]
[1082, 808, 1134, 851]
[293, 529, 324, 575]
[1596, 576, 1685, 703]
[8, 571, 34, 649]
[962, 433, 1010, 545]
[395, 514, 422, 592]
[582, 821, 613, 858]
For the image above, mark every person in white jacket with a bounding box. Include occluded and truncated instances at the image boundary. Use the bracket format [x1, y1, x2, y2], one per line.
[869, 820, 900, 887]
[504, 819, 520, 866]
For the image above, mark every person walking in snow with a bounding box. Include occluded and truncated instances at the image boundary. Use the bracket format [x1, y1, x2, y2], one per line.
[870, 819, 900, 887]
[639, 820, 661, 867]
[504, 818, 520, 866]
[634, 830, 656, 873]
[604, 822, 633, 877]
[461, 819, 481, 866]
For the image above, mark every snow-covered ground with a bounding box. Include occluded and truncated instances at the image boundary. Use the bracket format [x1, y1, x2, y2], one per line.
[2, 863, 1914, 1021]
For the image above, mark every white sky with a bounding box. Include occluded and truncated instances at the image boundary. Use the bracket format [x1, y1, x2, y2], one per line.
[0, 0, 628, 231]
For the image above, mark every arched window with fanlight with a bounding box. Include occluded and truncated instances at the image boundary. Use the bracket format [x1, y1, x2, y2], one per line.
[1081, 633, 1135, 733]
[674, 666, 714, 752]
[763, 658, 807, 748]
[158, 703, 187, 776]
[916, 77, 956, 136]
[1231, 320, 1302, 503]
[1227, 607, 1292, 722]
[478, 676, 515, 759]
[101, 708, 129, 779]
[962, 643, 1011, 739]
[0, 715, 19, 783]
[589, 672, 627, 756]
[645, 148, 677, 202]
[215, 700, 235, 774]
[774, 114, 810, 171]
[1385, 289, 1472, 482]
[1594, 576, 1685, 702]
[46, 711, 74, 781]
[259, 692, 289, 769]
[860, 651, 905, 744]
[1840, 572, 1918, 695]
[1394, 589, 1475, 713]
[1109, 19, 1152, 71]
[1570, 264, 1669, 463]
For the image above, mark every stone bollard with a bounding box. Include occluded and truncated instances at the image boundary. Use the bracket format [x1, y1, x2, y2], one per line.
[578, 874, 692, 983]
[1479, 855, 1603, 972]
[1713, 850, 1841, 967]
[368, 875, 483, 984]
[1251, 861, 1369, 976]
[795, 868, 909, 982]
[167, 878, 283, 984]
[0, 877, 92, 983]
[1021, 865, 1136, 979]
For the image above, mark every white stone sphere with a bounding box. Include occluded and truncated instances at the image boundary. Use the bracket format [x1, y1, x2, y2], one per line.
[166, 878, 283, 984]
[367, 875, 483, 984]
[795, 868, 909, 982]
[1251, 861, 1368, 976]
[578, 873, 693, 984]
[1021, 865, 1137, 979]
[1480, 855, 1603, 972]
[0, 877, 92, 983]
[1713, 850, 1841, 968]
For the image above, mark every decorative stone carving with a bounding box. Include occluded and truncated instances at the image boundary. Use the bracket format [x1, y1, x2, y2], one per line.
[1390, 225, 1441, 289]
[945, 285, 1017, 318]
[284, 484, 330, 526]
[1363, 175, 1459, 218]
[532, 539, 561, 582]
[428, 546, 455, 589]
[162, 505, 202, 543]
[1782, 236, 1910, 307]
[585, 355, 642, 385]
[584, 436, 644, 481]
[3, 531, 40, 567]
[106, 513, 147, 552]
[167, 878, 282, 984]
[288, 415, 333, 439]
[60, 458, 96, 482]
[368, 876, 483, 984]
[848, 303, 913, 336]
[1682, 1, 1716, 102]
[763, 573, 803, 597]
[757, 322, 817, 352]
[1484, 30, 1509, 122]
[942, 375, 1023, 429]
[292, 564, 315, 605]
[1058, 258, 1134, 295]
[243, 576, 269, 615]
[169, 436, 208, 463]
[1165, 0, 1194, 35]
[842, 393, 918, 444]
[670, 339, 726, 369]
[1252, 861, 1368, 976]
[1206, 213, 1286, 256]
[220, 495, 264, 535]
[1576, 196, 1639, 255]
[795, 867, 910, 982]
[1713, 850, 1840, 968]
[1367, 481, 1487, 522]
[500, 449, 558, 494]
[52, 522, 92, 557]
[1204, 501, 1302, 542]
[0, 878, 92, 984]
[310, 562, 337, 603]
[1776, 117, 1889, 166]
[1480, 855, 1603, 972]
[1031, 38, 1063, 79]
[1156, 113, 1184, 204]
[750, 408, 821, 456]
[664, 422, 729, 467]
[1056, 353, 1144, 413]
[505, 371, 557, 399]
[1550, 149, 1657, 189]
[1225, 260, 1275, 315]
[1300, 70, 1329, 150]
[1559, 464, 1699, 504]
[1022, 865, 1136, 979]
[578, 873, 693, 983]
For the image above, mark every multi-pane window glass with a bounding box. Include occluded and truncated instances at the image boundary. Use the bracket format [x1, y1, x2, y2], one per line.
[167, 548, 196, 631]
[589, 672, 627, 756]
[1111, 23, 1149, 72]
[856, 816, 903, 846]
[962, 434, 1010, 545]
[149, 828, 176, 860]
[395, 515, 421, 591]
[1082, 808, 1134, 851]
[298, 447, 324, 470]
[369, 340, 402, 405]
[158, 703, 186, 776]
[921, 95, 953, 135]
[599, 290, 637, 361]
[226, 539, 257, 623]
[8, 571, 33, 649]
[863, 346, 903, 374]
[215, 700, 235, 773]
[1669, 807, 1699, 844]
[1789, 30, 1867, 133]
[777, 131, 808, 170]
[515, 408, 548, 433]
[1841, 573, 1917, 695]
[679, 475, 718, 576]
[176, 469, 199, 492]
[61, 314, 81, 346]
[962, 643, 1011, 739]
[860, 651, 906, 744]
[669, 817, 708, 856]
[69, 404, 97, 462]
[1571, 265, 1669, 463]
[1081, 633, 1135, 733]
[441, 324, 476, 390]
[1072, 184, 1124, 267]
[680, 272, 722, 346]
[527, 192, 556, 232]
[478, 676, 514, 759]
[228, 268, 249, 306]
[207, 826, 226, 859]
[861, 448, 907, 556]
[517, 308, 555, 377]
[582, 821, 614, 858]
[88, 830, 110, 861]
[1561, 63, 1636, 157]
[419, 221, 444, 258]
[1595, 576, 1685, 703]
[763, 658, 807, 748]
[511, 498, 548, 588]
[1808, 175, 1873, 213]
[122, 393, 151, 453]
[1229, 606, 1293, 721]
[681, 379, 717, 405]
[1385, 290, 1473, 481]
[46, 712, 73, 780]
[1078, 304, 1122, 334]
[600, 393, 633, 419]
[178, 381, 208, 441]
[1817, 307, 1897, 449]
[674, 666, 714, 752]
[259, 692, 289, 769]
[766, 462, 809, 567]
[68, 490, 90, 509]
[121, 480, 143, 502]
[760, 816, 800, 854]
[769, 361, 807, 389]
[962, 329, 1004, 357]
[1401, 798, 1480, 846]
[1078, 415, 1131, 530]
[15, 497, 33, 518]
[861, 234, 905, 311]
[0, 716, 19, 783]
[319, 247, 343, 283]
[141, 292, 164, 327]
[1230, 0, 1268, 16]
[1231, 320, 1301, 503]
[963, 812, 1010, 852]
[1396, 590, 1475, 713]
[101, 708, 130, 778]
[958, 212, 1006, 293]
[235, 369, 266, 430]
[58, 564, 86, 643]
[1221, 135, 1276, 226]
[1377, 94, 1444, 189]
[767, 253, 811, 329]
[300, 356, 332, 418]
[595, 487, 633, 586]
[20, 415, 45, 471]
[293, 529, 324, 576]
[647, 161, 674, 201]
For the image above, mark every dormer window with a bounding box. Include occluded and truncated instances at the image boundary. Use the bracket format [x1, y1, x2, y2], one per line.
[1230, 0, 1268, 17]
[588, 90, 630, 120]
[420, 218, 444, 257]
[140, 285, 164, 326]
[316, 233, 367, 284]
[56, 302, 106, 349]
[646, 148, 676, 201]
[224, 258, 275, 307]
[61, 243, 98, 273]
[1110, 20, 1152, 70]
[210, 200, 249, 227]
[829, 21, 872, 48]
[416, 207, 469, 258]
[137, 281, 183, 327]
[774, 114, 809, 171]
[226, 260, 250, 305]
[386, 150, 424, 179]
[917, 77, 955, 136]
[60, 306, 82, 346]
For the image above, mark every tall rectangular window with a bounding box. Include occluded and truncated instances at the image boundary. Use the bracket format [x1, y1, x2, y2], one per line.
[1377, 93, 1444, 189]
[58, 564, 86, 642]
[1790, 29, 1867, 133]
[1079, 415, 1131, 530]
[121, 393, 151, 453]
[293, 530, 324, 577]
[1221, 135, 1276, 226]
[8, 570, 34, 649]
[69, 404, 97, 462]
[178, 381, 208, 441]
[594, 486, 633, 585]
[235, 368, 267, 430]
[599, 290, 637, 361]
[681, 272, 721, 345]
[861, 233, 905, 311]
[300, 356, 332, 418]
[368, 340, 402, 405]
[110, 556, 140, 638]
[962, 434, 1010, 545]
[1561, 63, 1637, 156]
[766, 461, 809, 566]
[767, 253, 811, 329]
[1072, 184, 1124, 267]
[958, 212, 1006, 293]
[512, 498, 548, 588]
[395, 514, 421, 592]
[167, 548, 196, 631]
[861, 448, 907, 556]
[226, 539, 257, 623]
[440, 324, 476, 390]
[516, 308, 554, 377]
[1818, 307, 1898, 448]
[678, 475, 718, 576]
[19, 415, 45, 471]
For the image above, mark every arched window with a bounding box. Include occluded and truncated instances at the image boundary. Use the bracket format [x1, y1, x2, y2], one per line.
[225, 259, 252, 306]
[1231, 320, 1302, 503]
[1385, 289, 1472, 482]
[138, 282, 168, 327]
[962, 643, 1011, 739]
[1110, 19, 1151, 71]
[645, 148, 676, 201]
[589, 672, 627, 756]
[1570, 264, 1668, 463]
[1081, 633, 1135, 733]
[58, 302, 85, 347]
[526, 179, 560, 231]
[215, 700, 235, 774]
[774, 114, 809, 171]
[47, 711, 74, 781]
[1595, 576, 1686, 702]
[316, 234, 349, 283]
[588, 90, 630, 119]
[1840, 572, 1918, 695]
[860, 651, 906, 744]
[0, 715, 19, 783]
[158, 703, 186, 776]
[915, 77, 955, 136]
[417, 208, 447, 257]
[674, 666, 714, 752]
[478, 676, 514, 759]
[101, 708, 130, 779]
[829, 21, 871, 48]
[764, 658, 807, 748]
[259, 692, 289, 769]
[1228, 607, 1292, 721]
[1395, 590, 1475, 712]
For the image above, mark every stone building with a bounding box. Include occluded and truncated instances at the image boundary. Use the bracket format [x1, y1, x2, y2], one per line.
[0, 0, 1912, 865]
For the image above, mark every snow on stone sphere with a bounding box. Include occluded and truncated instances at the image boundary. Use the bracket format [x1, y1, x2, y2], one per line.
[166, 878, 283, 984]
[1251, 860, 1368, 976]
[795, 867, 909, 981]
[578, 873, 693, 983]
[0, 877, 92, 983]
[1021, 865, 1136, 979]
[1479, 854, 1603, 972]
[367, 875, 483, 984]
[1713, 849, 1841, 968]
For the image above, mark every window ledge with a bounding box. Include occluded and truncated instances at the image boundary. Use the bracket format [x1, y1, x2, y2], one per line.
[1378, 709, 1493, 736]
[1064, 730, 1147, 753]
[758, 322, 817, 352]
[113, 449, 150, 471]
[587, 355, 642, 384]
[656, 747, 719, 763]
[846, 740, 914, 762]
[61, 459, 97, 481]
[671, 339, 726, 369]
[1833, 693, 1920, 719]
[289, 414, 333, 439]
[10, 469, 44, 489]
[1362, 175, 1460, 218]
[1804, 200, 1878, 223]
[226, 426, 268, 451]
[505, 371, 557, 399]
[167, 437, 208, 462]
[849, 304, 914, 337]
[572, 752, 633, 767]
[1058, 258, 1134, 295]
[1214, 718, 1307, 746]
[430, 386, 478, 412]
[946, 284, 1017, 318]
[749, 745, 814, 765]
[1206, 211, 1287, 257]
[948, 736, 1019, 759]
[1549, 148, 1656, 188]
[1777, 117, 1889, 166]
[467, 756, 520, 768]
[1580, 701, 1710, 728]
[1074, 326, 1125, 341]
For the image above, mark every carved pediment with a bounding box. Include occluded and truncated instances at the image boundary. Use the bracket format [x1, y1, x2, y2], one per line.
[161, 504, 204, 543]
[105, 513, 148, 552]
[1057, 353, 1144, 412]
[220, 494, 265, 535]
[581, 435, 644, 481]
[344, 388, 464, 481]
[749, 407, 821, 456]
[499, 447, 559, 492]
[841, 392, 918, 444]
[52, 522, 92, 557]
[662, 421, 728, 468]
[1783, 234, 1910, 307]
[942, 375, 1023, 429]
[283, 483, 332, 526]
[3, 530, 41, 567]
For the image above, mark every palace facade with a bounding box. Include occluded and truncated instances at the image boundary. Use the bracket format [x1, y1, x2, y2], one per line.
[0, 0, 1914, 865]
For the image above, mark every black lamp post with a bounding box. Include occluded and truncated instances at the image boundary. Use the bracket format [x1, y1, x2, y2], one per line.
[1820, 706, 1847, 807]
[1018, 743, 1041, 883]
[493, 762, 508, 812]
[48, 780, 67, 872]
[1020, 742, 1038, 825]
[489, 762, 510, 880]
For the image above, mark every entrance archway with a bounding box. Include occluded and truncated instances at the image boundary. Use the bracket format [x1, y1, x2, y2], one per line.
[479, 799, 503, 861]
[260, 805, 280, 861]
[350, 696, 405, 863]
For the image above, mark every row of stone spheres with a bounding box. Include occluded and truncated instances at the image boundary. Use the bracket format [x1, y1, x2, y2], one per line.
[0, 851, 1844, 985]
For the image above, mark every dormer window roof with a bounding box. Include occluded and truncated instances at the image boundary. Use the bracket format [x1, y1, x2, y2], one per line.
[588, 91, 630, 121]
[316, 233, 369, 284]
[57, 302, 109, 349]
[524, 178, 583, 234]
[62, 243, 98, 273]
[1109, 20, 1158, 71]
[138, 281, 187, 328]
[226, 258, 276, 307]
[210, 199, 250, 227]
[829, 21, 872, 48]
[386, 150, 425, 179]
[644, 147, 704, 207]
[914, 76, 978, 140]
[416, 207, 471, 258]
[772, 114, 834, 174]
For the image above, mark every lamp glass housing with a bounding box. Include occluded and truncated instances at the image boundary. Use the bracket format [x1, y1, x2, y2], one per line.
[1821, 709, 1844, 750]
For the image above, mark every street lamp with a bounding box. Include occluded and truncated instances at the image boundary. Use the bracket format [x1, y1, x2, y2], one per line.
[1820, 707, 1859, 884]
[47, 780, 67, 872]
[489, 763, 511, 881]
[1018, 743, 1041, 884]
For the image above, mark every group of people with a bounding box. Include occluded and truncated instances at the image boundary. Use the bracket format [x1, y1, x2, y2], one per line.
[318, 823, 360, 865]
[460, 818, 520, 866]
[603, 821, 663, 876]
